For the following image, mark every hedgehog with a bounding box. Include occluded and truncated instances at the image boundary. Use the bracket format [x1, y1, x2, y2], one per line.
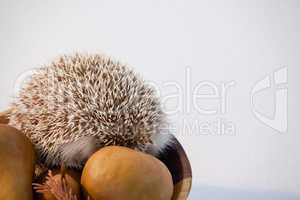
[9, 53, 171, 168]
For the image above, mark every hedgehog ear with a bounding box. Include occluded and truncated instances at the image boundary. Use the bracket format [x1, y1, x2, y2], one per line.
[58, 136, 102, 168]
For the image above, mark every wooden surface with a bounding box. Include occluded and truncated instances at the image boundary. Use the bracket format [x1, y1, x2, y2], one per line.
[157, 134, 192, 200]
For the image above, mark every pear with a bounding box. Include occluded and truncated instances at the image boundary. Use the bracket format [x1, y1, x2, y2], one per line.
[81, 146, 174, 200]
[0, 125, 36, 200]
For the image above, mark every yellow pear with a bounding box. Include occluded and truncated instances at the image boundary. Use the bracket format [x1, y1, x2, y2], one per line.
[0, 125, 36, 200]
[81, 146, 173, 200]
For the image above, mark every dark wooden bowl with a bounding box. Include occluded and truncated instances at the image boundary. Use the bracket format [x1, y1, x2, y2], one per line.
[157, 134, 192, 200]
[0, 110, 192, 200]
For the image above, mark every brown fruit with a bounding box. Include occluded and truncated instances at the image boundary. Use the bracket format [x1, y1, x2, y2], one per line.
[34, 169, 81, 200]
[0, 124, 36, 200]
[81, 146, 174, 200]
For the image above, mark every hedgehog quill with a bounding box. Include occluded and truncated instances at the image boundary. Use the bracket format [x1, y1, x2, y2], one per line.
[9, 53, 171, 169]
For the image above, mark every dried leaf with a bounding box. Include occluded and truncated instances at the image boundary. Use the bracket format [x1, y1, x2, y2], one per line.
[33, 170, 78, 200]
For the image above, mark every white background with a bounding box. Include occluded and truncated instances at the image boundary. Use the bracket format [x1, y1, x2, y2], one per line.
[0, 0, 299, 199]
